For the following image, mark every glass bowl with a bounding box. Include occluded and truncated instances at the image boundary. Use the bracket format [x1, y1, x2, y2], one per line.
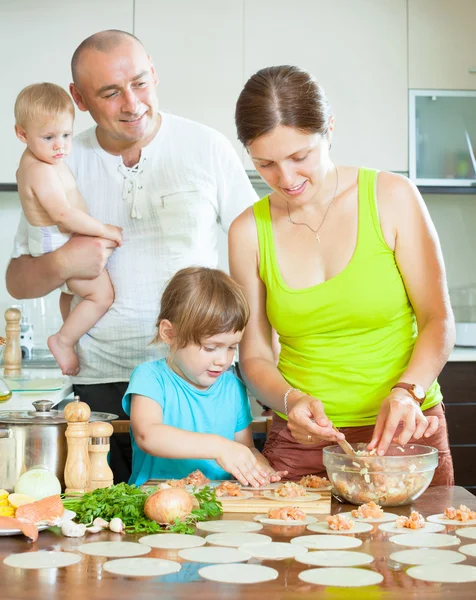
[323, 443, 438, 507]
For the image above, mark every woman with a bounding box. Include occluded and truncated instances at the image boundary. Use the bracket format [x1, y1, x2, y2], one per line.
[229, 65, 455, 485]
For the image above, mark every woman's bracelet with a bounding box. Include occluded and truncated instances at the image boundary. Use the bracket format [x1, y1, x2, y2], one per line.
[283, 387, 301, 415]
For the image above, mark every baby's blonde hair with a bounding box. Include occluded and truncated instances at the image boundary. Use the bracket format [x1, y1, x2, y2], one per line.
[14, 83, 74, 128]
[153, 267, 250, 349]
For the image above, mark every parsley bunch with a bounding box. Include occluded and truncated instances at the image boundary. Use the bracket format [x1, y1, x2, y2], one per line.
[62, 483, 222, 535]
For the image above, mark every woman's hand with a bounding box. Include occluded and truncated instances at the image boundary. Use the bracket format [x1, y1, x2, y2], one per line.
[287, 395, 346, 445]
[216, 440, 269, 487]
[368, 389, 439, 455]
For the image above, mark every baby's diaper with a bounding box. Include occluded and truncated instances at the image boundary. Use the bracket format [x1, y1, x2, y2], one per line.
[27, 224, 73, 294]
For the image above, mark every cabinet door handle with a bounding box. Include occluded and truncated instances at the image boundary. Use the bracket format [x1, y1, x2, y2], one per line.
[469, 68, 476, 74]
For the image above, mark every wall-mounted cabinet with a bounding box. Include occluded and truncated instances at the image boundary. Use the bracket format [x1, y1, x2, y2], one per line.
[243, 0, 408, 173]
[135, 0, 244, 159]
[409, 0, 476, 90]
[409, 90, 476, 186]
[0, 0, 134, 185]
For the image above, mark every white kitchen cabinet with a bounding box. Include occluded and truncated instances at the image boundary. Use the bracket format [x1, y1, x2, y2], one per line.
[134, 0, 245, 159]
[243, 0, 408, 173]
[409, 0, 476, 90]
[0, 0, 133, 184]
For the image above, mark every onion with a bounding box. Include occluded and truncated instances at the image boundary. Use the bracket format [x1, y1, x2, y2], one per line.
[144, 488, 194, 524]
[14, 467, 61, 500]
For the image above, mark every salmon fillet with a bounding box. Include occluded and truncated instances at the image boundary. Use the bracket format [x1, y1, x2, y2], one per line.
[0, 516, 38, 542]
[15, 494, 64, 524]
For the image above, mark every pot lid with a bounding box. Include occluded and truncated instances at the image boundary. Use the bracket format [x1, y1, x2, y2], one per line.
[0, 400, 118, 425]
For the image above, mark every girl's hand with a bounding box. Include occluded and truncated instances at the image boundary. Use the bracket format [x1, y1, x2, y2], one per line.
[216, 440, 269, 487]
[287, 395, 346, 445]
[367, 389, 439, 455]
[253, 453, 288, 484]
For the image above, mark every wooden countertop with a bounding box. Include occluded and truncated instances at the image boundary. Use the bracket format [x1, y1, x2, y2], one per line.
[1, 486, 476, 599]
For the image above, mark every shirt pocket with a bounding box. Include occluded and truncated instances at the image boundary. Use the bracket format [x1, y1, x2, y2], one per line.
[154, 187, 218, 234]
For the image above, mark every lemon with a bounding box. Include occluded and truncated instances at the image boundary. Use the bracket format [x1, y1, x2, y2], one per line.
[0, 506, 15, 517]
[7, 493, 36, 508]
[0, 489, 9, 500]
[0, 498, 9, 507]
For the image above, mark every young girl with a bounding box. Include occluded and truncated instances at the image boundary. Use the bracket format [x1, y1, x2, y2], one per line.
[123, 267, 286, 487]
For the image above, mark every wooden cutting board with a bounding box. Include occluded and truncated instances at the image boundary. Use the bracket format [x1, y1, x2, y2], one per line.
[144, 480, 331, 515]
[219, 490, 331, 514]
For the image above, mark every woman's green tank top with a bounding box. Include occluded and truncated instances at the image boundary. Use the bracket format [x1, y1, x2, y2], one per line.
[253, 167, 442, 426]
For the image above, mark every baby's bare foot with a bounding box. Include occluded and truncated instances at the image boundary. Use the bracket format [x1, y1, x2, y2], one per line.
[47, 333, 80, 376]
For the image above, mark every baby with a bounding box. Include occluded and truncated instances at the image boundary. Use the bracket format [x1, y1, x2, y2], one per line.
[14, 83, 122, 375]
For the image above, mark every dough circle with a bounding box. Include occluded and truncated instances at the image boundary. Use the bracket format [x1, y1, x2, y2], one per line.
[389, 533, 460, 548]
[389, 548, 466, 565]
[205, 532, 271, 548]
[294, 550, 374, 567]
[307, 521, 373, 535]
[290, 535, 362, 550]
[198, 563, 279, 584]
[3, 551, 81, 569]
[77, 542, 151, 557]
[407, 564, 476, 583]
[298, 567, 383, 587]
[103, 557, 181, 577]
[196, 520, 263, 533]
[178, 546, 251, 563]
[138, 534, 206, 550]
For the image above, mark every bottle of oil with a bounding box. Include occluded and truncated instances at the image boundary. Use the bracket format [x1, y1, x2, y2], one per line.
[0, 377, 12, 403]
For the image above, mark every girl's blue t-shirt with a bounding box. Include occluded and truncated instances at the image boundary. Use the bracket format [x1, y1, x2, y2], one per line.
[122, 358, 253, 486]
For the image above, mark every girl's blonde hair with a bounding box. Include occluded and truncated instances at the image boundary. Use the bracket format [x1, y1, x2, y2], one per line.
[153, 267, 250, 348]
[14, 83, 74, 128]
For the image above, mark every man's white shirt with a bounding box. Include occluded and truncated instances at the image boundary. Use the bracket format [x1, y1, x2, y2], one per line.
[12, 112, 258, 383]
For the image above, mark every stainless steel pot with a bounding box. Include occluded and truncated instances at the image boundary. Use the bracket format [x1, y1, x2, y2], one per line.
[0, 399, 117, 491]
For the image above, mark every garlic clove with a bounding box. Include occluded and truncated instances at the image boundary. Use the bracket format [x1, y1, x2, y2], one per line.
[61, 521, 87, 537]
[86, 526, 103, 534]
[92, 517, 110, 529]
[109, 517, 125, 533]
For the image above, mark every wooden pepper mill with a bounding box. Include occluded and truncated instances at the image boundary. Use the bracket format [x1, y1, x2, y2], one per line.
[64, 396, 91, 495]
[88, 421, 114, 491]
[4, 308, 22, 376]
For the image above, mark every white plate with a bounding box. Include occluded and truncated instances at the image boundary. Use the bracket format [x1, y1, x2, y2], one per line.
[217, 491, 253, 501]
[379, 521, 445, 534]
[290, 535, 362, 550]
[298, 567, 383, 587]
[253, 514, 317, 526]
[205, 532, 271, 548]
[307, 521, 373, 535]
[260, 491, 321, 503]
[389, 533, 460, 548]
[427, 513, 476, 526]
[302, 485, 333, 492]
[337, 511, 398, 523]
[0, 508, 76, 536]
[0, 524, 49, 537]
[196, 520, 263, 533]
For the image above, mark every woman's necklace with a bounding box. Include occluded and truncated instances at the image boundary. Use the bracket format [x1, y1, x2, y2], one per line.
[287, 164, 339, 242]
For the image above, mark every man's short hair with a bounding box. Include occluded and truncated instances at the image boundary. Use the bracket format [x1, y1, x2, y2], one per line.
[14, 83, 74, 128]
[71, 29, 144, 84]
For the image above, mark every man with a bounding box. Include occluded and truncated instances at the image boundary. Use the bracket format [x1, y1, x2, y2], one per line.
[6, 30, 257, 482]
